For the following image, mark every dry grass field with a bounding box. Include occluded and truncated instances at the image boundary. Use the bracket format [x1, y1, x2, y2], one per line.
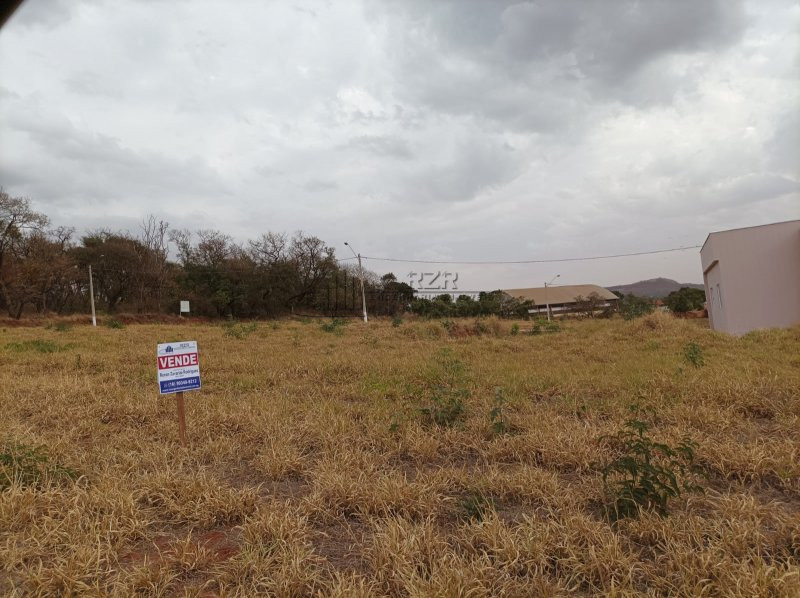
[1, 314, 799, 596]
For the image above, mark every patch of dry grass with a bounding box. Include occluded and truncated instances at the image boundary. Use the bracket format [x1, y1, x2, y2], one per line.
[1, 316, 798, 595]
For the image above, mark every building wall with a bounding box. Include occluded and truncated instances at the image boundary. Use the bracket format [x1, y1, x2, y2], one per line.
[700, 220, 800, 335]
[703, 260, 727, 332]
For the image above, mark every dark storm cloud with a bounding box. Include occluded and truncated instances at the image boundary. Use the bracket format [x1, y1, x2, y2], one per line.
[374, 0, 748, 130]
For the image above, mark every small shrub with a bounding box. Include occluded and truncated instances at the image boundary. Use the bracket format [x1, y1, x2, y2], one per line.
[391, 315, 404, 327]
[619, 294, 655, 320]
[320, 318, 347, 334]
[1, 444, 77, 490]
[528, 319, 559, 335]
[665, 287, 706, 313]
[683, 342, 704, 368]
[105, 318, 125, 329]
[458, 492, 495, 521]
[224, 321, 258, 339]
[598, 416, 704, 521]
[489, 387, 508, 437]
[473, 319, 489, 335]
[510, 323, 520, 336]
[419, 385, 467, 428]
[544, 320, 560, 333]
[5, 340, 67, 353]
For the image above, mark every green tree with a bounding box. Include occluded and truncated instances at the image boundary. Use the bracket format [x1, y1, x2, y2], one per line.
[618, 294, 654, 320]
[665, 287, 706, 313]
[71, 232, 147, 312]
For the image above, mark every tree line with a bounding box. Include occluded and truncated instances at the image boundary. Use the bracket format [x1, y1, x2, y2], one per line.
[1, 190, 705, 320]
[0, 190, 392, 319]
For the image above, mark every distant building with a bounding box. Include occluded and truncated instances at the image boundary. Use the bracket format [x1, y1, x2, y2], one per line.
[700, 220, 800, 335]
[503, 284, 618, 317]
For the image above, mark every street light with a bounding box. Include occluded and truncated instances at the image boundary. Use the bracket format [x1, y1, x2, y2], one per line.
[544, 274, 560, 322]
[344, 242, 368, 323]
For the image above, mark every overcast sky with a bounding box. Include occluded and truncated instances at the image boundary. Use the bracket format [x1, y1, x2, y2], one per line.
[1, 0, 798, 289]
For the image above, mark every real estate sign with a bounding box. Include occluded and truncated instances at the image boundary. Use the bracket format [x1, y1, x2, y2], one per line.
[157, 341, 201, 394]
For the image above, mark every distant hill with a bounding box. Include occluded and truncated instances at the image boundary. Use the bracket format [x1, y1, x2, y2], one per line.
[608, 278, 704, 299]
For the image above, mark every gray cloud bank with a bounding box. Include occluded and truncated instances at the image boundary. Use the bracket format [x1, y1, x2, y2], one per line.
[0, 0, 797, 287]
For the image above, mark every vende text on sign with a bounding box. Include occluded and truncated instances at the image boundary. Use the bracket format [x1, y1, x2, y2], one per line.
[157, 341, 201, 394]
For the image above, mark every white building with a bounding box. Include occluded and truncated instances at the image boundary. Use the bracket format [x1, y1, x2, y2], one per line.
[701, 220, 800, 335]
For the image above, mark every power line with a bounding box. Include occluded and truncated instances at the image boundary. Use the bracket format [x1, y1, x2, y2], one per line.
[357, 245, 702, 265]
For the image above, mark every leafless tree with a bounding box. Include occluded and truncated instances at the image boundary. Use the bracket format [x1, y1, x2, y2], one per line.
[249, 232, 288, 266]
[0, 190, 50, 316]
[137, 215, 170, 311]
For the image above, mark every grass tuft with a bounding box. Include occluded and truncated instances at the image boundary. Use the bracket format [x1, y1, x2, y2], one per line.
[224, 321, 258, 339]
[1, 443, 78, 490]
[5, 339, 69, 353]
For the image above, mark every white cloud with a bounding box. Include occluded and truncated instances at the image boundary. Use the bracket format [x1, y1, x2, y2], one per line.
[0, 0, 797, 288]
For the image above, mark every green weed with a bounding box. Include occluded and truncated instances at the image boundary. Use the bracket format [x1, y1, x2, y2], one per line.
[1, 444, 78, 490]
[683, 342, 704, 368]
[419, 385, 467, 428]
[489, 387, 509, 437]
[320, 318, 347, 335]
[458, 492, 495, 521]
[598, 414, 704, 521]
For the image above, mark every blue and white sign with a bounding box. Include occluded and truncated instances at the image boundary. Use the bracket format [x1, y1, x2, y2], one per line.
[157, 341, 201, 394]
